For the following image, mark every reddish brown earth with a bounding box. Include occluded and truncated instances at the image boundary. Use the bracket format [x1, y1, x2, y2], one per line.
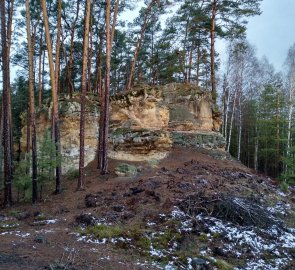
[0, 147, 293, 270]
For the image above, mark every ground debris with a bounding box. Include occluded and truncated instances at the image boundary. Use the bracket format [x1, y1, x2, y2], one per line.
[179, 193, 281, 228]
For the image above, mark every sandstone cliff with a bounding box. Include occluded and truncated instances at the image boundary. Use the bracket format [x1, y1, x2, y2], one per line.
[21, 84, 224, 173]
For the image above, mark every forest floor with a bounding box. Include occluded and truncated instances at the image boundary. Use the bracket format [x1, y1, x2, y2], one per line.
[0, 146, 294, 270]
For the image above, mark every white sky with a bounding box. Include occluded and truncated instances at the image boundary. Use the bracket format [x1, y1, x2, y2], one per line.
[246, 0, 295, 71]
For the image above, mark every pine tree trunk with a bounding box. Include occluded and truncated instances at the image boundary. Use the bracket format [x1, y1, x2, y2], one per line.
[87, 2, 93, 93]
[210, 0, 217, 104]
[38, 31, 43, 106]
[94, 30, 103, 96]
[78, 0, 91, 189]
[41, 0, 62, 194]
[188, 41, 194, 84]
[55, 0, 62, 94]
[41, 50, 45, 102]
[98, 0, 111, 174]
[1, 0, 12, 206]
[126, 0, 157, 91]
[65, 0, 80, 97]
[97, 0, 119, 169]
[25, 0, 38, 203]
[196, 42, 201, 87]
[7, 0, 14, 165]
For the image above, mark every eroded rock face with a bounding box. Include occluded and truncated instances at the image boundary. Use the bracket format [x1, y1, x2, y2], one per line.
[21, 84, 223, 173]
[20, 95, 99, 174]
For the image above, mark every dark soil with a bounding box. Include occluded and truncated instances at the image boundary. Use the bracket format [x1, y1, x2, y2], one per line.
[0, 146, 294, 269]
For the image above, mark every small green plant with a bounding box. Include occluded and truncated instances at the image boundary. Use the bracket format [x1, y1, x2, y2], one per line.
[13, 129, 62, 202]
[280, 181, 289, 192]
[13, 153, 32, 201]
[38, 129, 62, 188]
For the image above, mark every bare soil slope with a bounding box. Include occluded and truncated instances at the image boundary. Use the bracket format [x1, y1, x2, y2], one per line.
[0, 147, 294, 270]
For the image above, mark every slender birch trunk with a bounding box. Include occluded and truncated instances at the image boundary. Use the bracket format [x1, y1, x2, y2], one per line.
[237, 95, 242, 161]
[286, 79, 294, 174]
[227, 88, 237, 152]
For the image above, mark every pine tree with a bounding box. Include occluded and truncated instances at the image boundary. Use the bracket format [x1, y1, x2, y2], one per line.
[78, 0, 91, 190]
[1, 0, 13, 206]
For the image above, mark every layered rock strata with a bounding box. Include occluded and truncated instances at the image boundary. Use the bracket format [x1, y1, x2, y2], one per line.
[21, 84, 223, 173]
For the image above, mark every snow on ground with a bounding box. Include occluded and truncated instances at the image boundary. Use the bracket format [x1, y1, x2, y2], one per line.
[75, 202, 294, 270]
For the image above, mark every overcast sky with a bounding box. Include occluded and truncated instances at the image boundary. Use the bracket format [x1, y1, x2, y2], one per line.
[246, 0, 295, 71]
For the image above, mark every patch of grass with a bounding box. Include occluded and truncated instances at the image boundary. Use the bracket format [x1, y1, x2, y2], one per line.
[135, 236, 152, 251]
[214, 259, 234, 270]
[152, 229, 182, 250]
[82, 224, 126, 239]
[0, 221, 19, 231]
[7, 210, 19, 217]
[198, 233, 209, 242]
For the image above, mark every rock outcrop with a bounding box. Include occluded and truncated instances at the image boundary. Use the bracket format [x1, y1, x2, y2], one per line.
[21, 83, 224, 173]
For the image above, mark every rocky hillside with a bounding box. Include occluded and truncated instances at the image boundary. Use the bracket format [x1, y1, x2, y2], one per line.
[20, 83, 224, 173]
[0, 146, 294, 270]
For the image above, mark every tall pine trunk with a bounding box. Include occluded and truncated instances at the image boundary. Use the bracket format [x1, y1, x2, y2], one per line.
[78, 0, 91, 189]
[87, 2, 93, 93]
[126, 0, 157, 91]
[25, 0, 38, 203]
[55, 0, 62, 94]
[210, 0, 217, 104]
[94, 30, 103, 96]
[98, 0, 111, 174]
[1, 0, 12, 206]
[41, 0, 62, 193]
[38, 31, 43, 106]
[97, 0, 119, 170]
[65, 0, 80, 97]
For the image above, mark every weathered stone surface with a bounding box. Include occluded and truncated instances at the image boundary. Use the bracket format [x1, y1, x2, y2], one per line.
[21, 84, 224, 174]
[109, 128, 172, 161]
[20, 96, 99, 174]
[172, 131, 226, 150]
